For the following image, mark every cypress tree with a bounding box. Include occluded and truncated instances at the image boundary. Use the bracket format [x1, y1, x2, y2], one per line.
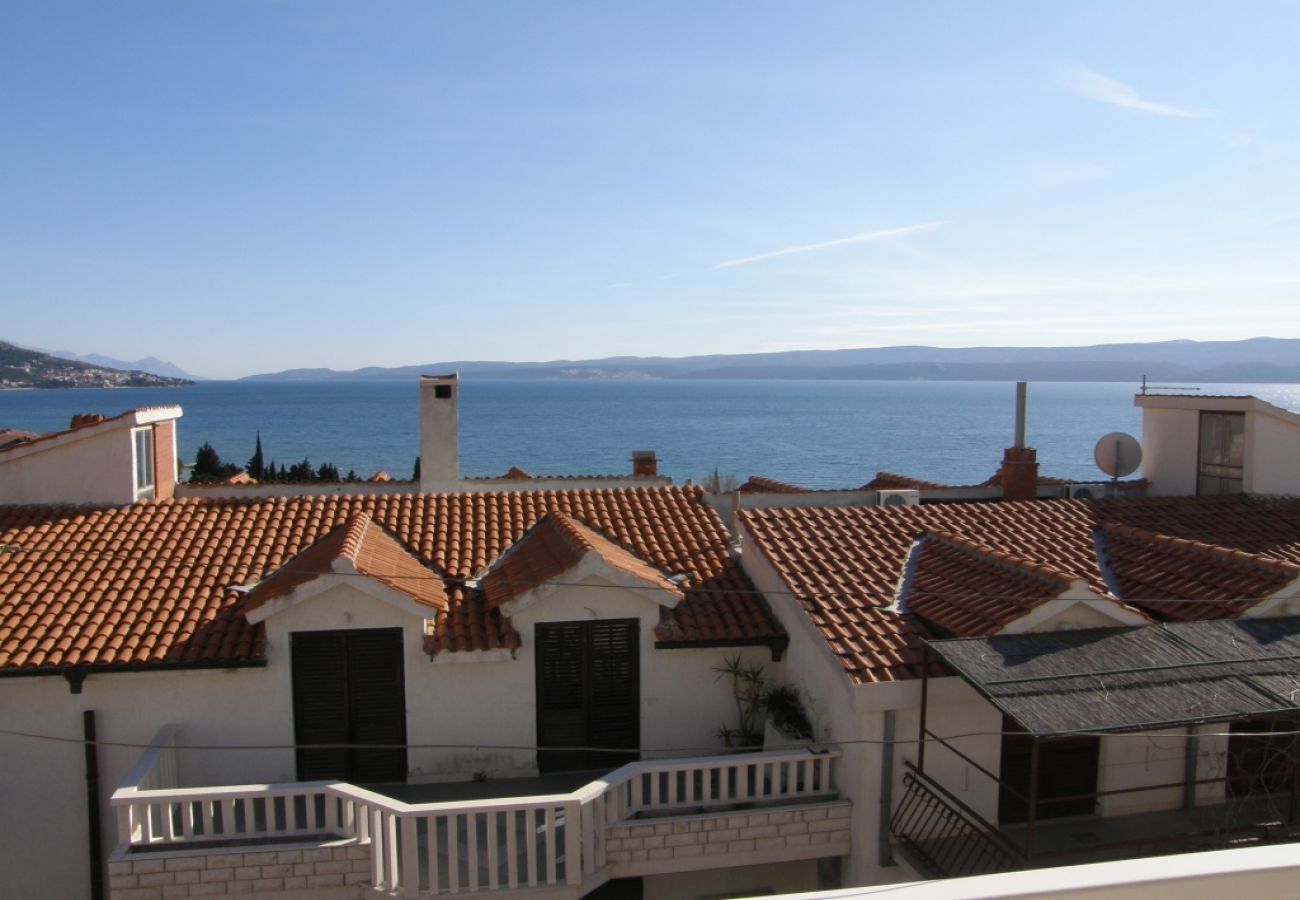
[246, 432, 265, 479]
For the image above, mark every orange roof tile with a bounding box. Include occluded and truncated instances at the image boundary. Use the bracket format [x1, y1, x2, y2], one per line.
[0, 486, 782, 672]
[740, 495, 1300, 684]
[903, 532, 1077, 636]
[243, 513, 448, 614]
[862, 472, 951, 491]
[739, 476, 809, 494]
[482, 512, 683, 609]
[367, 470, 394, 483]
[1101, 523, 1300, 621]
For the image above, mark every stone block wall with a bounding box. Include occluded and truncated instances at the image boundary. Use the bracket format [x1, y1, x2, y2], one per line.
[605, 801, 850, 874]
[107, 843, 370, 899]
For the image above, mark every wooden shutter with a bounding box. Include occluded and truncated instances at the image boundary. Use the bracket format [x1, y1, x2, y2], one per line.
[291, 628, 408, 783]
[291, 632, 351, 781]
[347, 629, 408, 783]
[536, 620, 639, 773]
[587, 620, 639, 770]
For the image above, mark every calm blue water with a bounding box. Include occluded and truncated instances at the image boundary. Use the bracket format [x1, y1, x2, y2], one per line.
[3, 380, 1299, 488]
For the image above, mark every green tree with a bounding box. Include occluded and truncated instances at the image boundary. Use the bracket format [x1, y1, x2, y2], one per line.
[286, 458, 314, 482]
[413, 456, 421, 481]
[246, 432, 265, 479]
[315, 462, 340, 483]
[190, 442, 238, 483]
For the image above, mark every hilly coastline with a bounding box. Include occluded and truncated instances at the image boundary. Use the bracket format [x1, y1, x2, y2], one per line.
[241, 337, 1300, 384]
[0, 341, 193, 390]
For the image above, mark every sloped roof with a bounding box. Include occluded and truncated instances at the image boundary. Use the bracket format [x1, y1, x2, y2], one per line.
[0, 486, 782, 672]
[930, 617, 1300, 736]
[243, 513, 448, 614]
[863, 472, 951, 491]
[740, 495, 1300, 684]
[739, 476, 808, 494]
[482, 512, 683, 609]
[0, 406, 181, 459]
[902, 532, 1080, 636]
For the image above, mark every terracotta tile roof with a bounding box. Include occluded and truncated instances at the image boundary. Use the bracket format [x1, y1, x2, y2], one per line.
[903, 532, 1077, 636]
[862, 472, 951, 491]
[0, 428, 40, 451]
[0, 407, 180, 457]
[243, 513, 448, 614]
[1101, 523, 1300, 621]
[222, 471, 257, 485]
[739, 476, 808, 494]
[367, 470, 393, 483]
[482, 512, 684, 609]
[504, 466, 533, 480]
[981, 470, 1072, 487]
[0, 486, 781, 672]
[740, 495, 1300, 684]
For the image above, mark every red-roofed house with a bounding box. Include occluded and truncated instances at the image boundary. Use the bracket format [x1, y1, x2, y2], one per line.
[0, 486, 850, 900]
[737, 494, 1300, 886]
[0, 406, 181, 505]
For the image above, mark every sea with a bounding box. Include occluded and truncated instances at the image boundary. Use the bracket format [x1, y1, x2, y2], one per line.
[3, 379, 1300, 489]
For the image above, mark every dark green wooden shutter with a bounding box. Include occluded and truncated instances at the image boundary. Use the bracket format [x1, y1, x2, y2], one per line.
[347, 629, 408, 783]
[536, 620, 639, 773]
[291, 628, 408, 783]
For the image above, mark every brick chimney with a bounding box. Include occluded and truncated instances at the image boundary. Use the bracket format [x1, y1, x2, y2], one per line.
[631, 450, 658, 477]
[999, 382, 1039, 502]
[999, 446, 1040, 502]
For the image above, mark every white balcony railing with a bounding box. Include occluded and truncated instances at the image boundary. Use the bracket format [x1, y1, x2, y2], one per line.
[112, 727, 841, 897]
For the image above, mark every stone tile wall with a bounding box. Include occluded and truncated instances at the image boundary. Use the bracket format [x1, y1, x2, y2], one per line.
[605, 801, 851, 872]
[107, 843, 370, 899]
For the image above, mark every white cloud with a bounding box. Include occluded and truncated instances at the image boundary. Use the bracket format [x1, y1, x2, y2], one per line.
[1062, 64, 1207, 119]
[713, 221, 945, 270]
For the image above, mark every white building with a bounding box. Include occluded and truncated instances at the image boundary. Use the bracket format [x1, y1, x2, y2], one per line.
[0, 405, 181, 505]
[1136, 392, 1300, 497]
[0, 484, 846, 900]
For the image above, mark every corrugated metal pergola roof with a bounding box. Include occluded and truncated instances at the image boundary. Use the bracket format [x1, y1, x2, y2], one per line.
[926, 616, 1300, 736]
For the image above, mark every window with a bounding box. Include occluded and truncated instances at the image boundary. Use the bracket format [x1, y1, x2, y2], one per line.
[133, 428, 155, 500]
[1198, 412, 1244, 495]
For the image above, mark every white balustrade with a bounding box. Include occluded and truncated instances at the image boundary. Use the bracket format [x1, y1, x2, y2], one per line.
[113, 727, 840, 897]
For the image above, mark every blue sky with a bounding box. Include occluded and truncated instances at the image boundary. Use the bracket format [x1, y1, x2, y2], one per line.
[2, 2, 1298, 379]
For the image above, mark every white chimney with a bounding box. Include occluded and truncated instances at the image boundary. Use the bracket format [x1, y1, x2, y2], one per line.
[419, 374, 459, 490]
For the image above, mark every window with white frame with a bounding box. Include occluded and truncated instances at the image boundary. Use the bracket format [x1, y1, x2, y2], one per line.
[133, 427, 155, 500]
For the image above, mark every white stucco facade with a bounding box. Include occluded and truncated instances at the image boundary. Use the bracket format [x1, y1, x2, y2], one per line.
[0, 569, 794, 899]
[1137, 393, 1300, 496]
[0, 406, 180, 506]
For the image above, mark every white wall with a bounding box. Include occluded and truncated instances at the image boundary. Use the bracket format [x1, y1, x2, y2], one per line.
[1247, 411, 1300, 495]
[0, 573, 771, 898]
[1137, 395, 1300, 497]
[1139, 407, 1199, 496]
[0, 424, 137, 505]
[1097, 727, 1226, 817]
[645, 859, 819, 899]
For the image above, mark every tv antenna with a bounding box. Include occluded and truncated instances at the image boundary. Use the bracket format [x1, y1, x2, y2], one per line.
[1140, 374, 1202, 396]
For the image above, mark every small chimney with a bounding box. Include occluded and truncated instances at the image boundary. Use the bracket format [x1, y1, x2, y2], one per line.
[418, 374, 459, 491]
[631, 450, 658, 477]
[999, 382, 1039, 502]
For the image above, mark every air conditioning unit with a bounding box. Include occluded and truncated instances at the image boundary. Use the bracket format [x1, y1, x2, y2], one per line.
[877, 489, 921, 508]
[1067, 483, 1108, 500]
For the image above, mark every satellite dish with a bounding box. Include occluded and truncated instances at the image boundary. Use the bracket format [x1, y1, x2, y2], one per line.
[1094, 432, 1142, 478]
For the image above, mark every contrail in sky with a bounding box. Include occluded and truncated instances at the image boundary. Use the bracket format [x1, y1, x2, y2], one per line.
[714, 221, 945, 269]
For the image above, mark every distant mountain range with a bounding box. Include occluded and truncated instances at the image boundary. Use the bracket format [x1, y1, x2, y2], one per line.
[242, 337, 1300, 384]
[0, 341, 193, 390]
[44, 349, 202, 381]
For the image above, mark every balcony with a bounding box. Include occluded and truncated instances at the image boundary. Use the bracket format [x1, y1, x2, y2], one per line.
[109, 726, 850, 898]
